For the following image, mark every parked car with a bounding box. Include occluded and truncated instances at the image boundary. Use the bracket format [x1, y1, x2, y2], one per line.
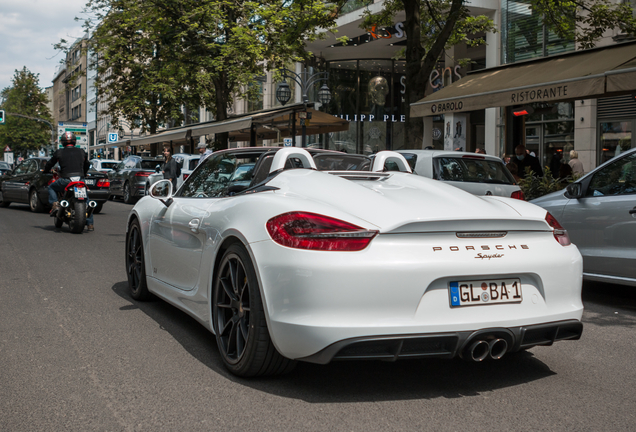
[145, 153, 202, 195]
[531, 147, 636, 287]
[0, 161, 11, 176]
[396, 149, 524, 199]
[108, 156, 161, 204]
[0, 157, 110, 213]
[90, 158, 119, 173]
[125, 147, 583, 377]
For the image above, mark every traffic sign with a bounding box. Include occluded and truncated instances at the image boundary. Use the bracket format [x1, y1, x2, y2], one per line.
[0, 110, 4, 124]
[283, 138, 293, 147]
[108, 132, 119, 143]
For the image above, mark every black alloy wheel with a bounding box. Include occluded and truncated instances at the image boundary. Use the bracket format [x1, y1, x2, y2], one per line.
[213, 243, 295, 377]
[126, 219, 151, 300]
[123, 182, 134, 204]
[29, 189, 45, 213]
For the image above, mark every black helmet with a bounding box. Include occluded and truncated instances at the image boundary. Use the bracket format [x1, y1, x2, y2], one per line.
[60, 132, 77, 146]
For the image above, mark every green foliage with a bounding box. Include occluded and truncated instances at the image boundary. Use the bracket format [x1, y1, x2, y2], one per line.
[0, 67, 53, 158]
[61, 0, 345, 145]
[518, 166, 580, 201]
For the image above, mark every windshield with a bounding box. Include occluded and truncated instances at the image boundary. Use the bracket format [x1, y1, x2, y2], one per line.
[434, 157, 516, 185]
[101, 162, 118, 169]
[139, 160, 158, 170]
[313, 154, 371, 171]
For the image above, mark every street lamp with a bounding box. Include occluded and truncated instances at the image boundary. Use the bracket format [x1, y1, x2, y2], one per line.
[275, 67, 331, 147]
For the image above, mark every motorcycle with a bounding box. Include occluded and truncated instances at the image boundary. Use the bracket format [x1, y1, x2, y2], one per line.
[49, 172, 97, 234]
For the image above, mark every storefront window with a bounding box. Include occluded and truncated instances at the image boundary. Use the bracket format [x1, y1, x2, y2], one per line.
[326, 61, 358, 153]
[359, 60, 392, 154]
[325, 59, 406, 153]
[525, 102, 574, 174]
[599, 121, 633, 165]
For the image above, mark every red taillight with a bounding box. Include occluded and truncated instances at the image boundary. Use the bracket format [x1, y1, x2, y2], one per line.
[511, 190, 525, 200]
[545, 212, 571, 246]
[97, 179, 110, 187]
[135, 171, 152, 177]
[183, 173, 189, 181]
[266, 212, 378, 251]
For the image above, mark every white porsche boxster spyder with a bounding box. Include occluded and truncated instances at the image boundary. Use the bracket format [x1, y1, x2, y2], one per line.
[125, 147, 583, 377]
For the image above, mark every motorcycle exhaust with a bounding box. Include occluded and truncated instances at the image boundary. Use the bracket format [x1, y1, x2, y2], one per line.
[86, 200, 97, 218]
[60, 200, 70, 208]
[488, 339, 508, 360]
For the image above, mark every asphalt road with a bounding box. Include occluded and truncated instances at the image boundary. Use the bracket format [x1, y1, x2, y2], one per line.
[1, 199, 635, 431]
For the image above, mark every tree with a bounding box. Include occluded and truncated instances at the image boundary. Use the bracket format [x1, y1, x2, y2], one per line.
[63, 0, 345, 146]
[0, 67, 53, 158]
[360, 0, 636, 148]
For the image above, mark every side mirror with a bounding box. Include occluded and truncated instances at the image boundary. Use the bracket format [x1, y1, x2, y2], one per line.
[149, 179, 174, 207]
[566, 183, 583, 199]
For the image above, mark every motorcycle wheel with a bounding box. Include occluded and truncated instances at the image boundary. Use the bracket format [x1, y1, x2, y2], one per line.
[54, 213, 64, 228]
[69, 201, 87, 234]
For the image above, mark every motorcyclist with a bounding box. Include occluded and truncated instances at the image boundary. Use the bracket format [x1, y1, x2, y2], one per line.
[43, 132, 94, 231]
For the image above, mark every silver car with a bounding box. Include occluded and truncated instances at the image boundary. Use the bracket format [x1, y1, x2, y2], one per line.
[396, 149, 524, 199]
[531, 148, 636, 287]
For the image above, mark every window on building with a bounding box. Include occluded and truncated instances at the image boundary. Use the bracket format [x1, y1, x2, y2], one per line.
[71, 85, 81, 102]
[501, 0, 575, 64]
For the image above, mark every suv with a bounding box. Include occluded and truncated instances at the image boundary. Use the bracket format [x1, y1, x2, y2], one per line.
[397, 149, 524, 199]
[108, 156, 161, 203]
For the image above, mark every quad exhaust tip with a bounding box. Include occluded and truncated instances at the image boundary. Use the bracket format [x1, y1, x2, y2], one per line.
[465, 337, 509, 361]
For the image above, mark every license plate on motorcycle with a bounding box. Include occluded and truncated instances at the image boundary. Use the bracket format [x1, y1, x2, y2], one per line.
[449, 279, 522, 307]
[84, 179, 95, 185]
[74, 186, 87, 199]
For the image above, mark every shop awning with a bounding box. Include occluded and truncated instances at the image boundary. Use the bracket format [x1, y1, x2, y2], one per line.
[92, 103, 349, 148]
[411, 41, 636, 118]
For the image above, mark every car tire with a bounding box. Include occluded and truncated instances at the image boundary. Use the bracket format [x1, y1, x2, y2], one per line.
[29, 189, 45, 213]
[93, 202, 104, 214]
[213, 243, 296, 377]
[69, 201, 86, 234]
[0, 190, 10, 207]
[126, 219, 151, 301]
[123, 182, 135, 204]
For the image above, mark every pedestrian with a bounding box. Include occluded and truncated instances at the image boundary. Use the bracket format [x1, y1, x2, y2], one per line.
[197, 142, 213, 166]
[162, 147, 181, 192]
[568, 150, 584, 175]
[514, 144, 543, 177]
[475, 147, 486, 154]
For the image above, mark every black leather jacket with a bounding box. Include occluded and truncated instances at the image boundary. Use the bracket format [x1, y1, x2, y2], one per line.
[44, 146, 90, 178]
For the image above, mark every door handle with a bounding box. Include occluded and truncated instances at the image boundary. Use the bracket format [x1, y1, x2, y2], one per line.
[188, 218, 201, 232]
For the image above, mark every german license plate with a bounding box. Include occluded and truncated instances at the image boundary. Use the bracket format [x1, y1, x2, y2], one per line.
[449, 279, 522, 307]
[84, 179, 95, 185]
[74, 186, 87, 199]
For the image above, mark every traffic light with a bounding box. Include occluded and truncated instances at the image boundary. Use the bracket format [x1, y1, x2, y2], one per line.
[0, 110, 4, 124]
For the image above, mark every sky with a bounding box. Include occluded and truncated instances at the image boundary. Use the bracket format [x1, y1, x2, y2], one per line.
[0, 0, 88, 92]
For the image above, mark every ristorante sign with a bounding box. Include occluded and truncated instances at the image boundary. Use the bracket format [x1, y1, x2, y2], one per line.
[411, 77, 606, 118]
